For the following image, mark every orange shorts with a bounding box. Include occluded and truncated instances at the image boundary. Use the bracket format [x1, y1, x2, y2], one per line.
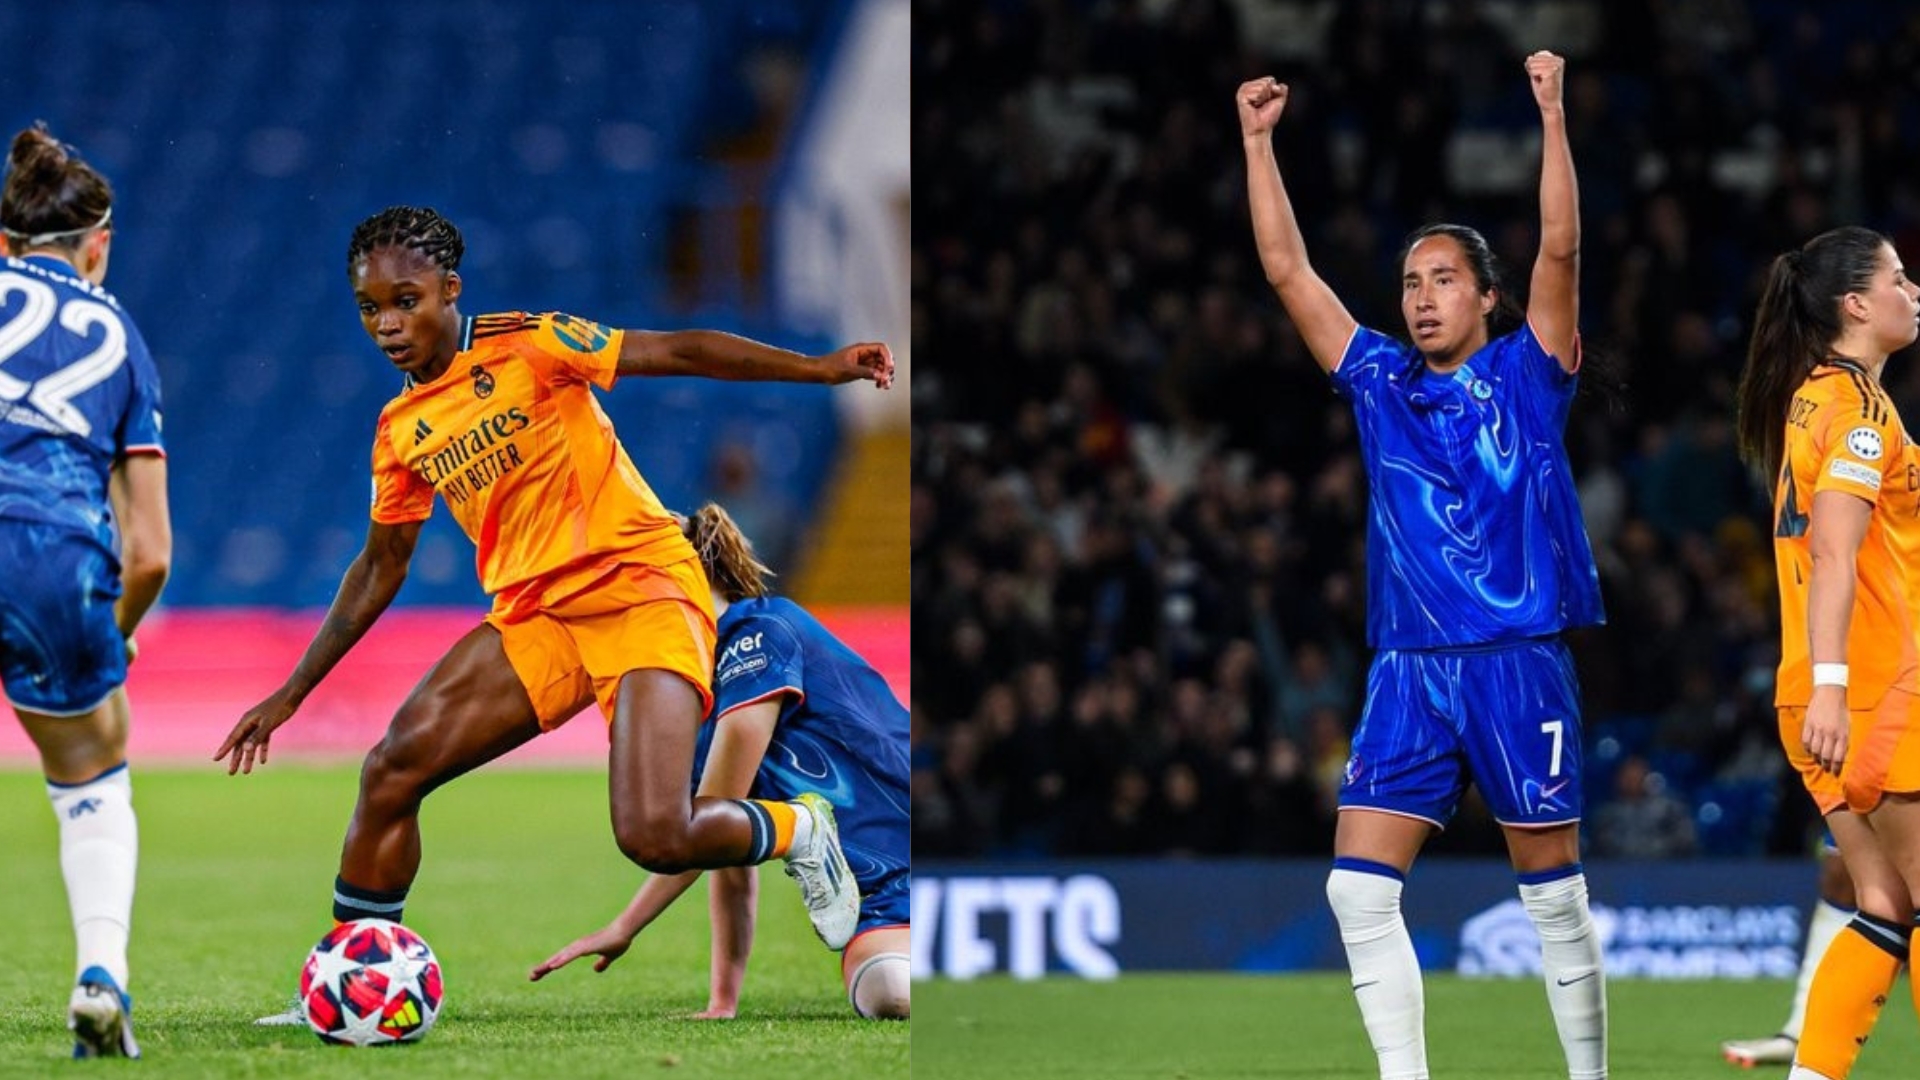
[1778, 686, 1920, 814]
[486, 556, 717, 730]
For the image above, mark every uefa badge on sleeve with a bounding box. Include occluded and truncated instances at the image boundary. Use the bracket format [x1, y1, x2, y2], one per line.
[1846, 426, 1884, 461]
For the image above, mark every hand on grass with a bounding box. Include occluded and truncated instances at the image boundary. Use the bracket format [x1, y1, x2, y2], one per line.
[530, 924, 636, 981]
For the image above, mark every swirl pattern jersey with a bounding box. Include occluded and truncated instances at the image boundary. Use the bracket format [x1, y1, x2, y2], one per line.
[1332, 324, 1603, 649]
[694, 597, 909, 899]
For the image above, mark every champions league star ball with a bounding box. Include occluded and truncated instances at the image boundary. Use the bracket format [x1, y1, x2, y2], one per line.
[299, 918, 444, 1046]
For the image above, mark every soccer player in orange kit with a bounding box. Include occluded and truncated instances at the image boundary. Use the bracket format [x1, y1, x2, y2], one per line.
[1735, 225, 1920, 1080]
[214, 206, 887, 978]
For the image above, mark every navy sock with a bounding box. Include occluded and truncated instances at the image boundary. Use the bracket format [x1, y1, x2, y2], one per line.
[332, 875, 409, 924]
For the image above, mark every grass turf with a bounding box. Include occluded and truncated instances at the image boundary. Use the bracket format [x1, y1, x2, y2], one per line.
[0, 765, 907, 1078]
[916, 971, 1920, 1079]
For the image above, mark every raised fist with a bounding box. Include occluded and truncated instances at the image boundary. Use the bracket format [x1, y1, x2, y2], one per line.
[1237, 77, 1289, 138]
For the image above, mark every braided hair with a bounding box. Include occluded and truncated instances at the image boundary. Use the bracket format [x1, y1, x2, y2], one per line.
[684, 502, 774, 602]
[346, 205, 464, 276]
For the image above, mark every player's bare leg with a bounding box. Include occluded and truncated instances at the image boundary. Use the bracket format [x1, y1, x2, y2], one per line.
[1329, 808, 1434, 1080]
[336, 623, 544, 915]
[18, 689, 141, 1059]
[251, 632, 534, 1031]
[609, 668, 859, 947]
[606, 668, 753, 870]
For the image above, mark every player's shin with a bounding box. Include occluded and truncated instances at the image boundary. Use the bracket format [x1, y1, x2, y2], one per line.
[1794, 913, 1906, 1080]
[47, 764, 137, 989]
[1518, 865, 1606, 1080]
[1327, 859, 1427, 1080]
[1783, 899, 1853, 1039]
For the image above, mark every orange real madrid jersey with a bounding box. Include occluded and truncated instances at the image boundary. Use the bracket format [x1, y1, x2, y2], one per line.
[1772, 360, 1920, 708]
[370, 311, 697, 597]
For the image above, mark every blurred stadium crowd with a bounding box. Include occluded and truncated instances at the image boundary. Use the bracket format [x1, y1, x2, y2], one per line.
[910, 0, 1920, 859]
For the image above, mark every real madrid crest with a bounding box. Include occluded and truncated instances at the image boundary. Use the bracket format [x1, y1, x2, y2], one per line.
[471, 364, 495, 398]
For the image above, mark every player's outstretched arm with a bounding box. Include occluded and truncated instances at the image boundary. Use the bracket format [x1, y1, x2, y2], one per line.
[691, 699, 781, 1016]
[213, 519, 421, 775]
[529, 869, 703, 980]
[531, 698, 784, 1008]
[695, 865, 759, 1019]
[1238, 77, 1357, 374]
[616, 329, 894, 388]
[1523, 50, 1580, 371]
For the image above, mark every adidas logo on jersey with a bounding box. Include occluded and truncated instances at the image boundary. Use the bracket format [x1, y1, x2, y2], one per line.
[414, 419, 432, 444]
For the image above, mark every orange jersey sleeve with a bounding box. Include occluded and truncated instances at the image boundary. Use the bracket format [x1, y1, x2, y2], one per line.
[371, 410, 435, 524]
[369, 311, 697, 597]
[1772, 363, 1920, 707]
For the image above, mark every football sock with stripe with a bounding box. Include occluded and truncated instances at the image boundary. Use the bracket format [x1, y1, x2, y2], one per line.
[1792, 913, 1907, 1079]
[1782, 899, 1853, 1040]
[332, 876, 409, 924]
[734, 799, 808, 862]
[1518, 865, 1607, 1080]
[1327, 859, 1427, 1080]
[47, 764, 137, 989]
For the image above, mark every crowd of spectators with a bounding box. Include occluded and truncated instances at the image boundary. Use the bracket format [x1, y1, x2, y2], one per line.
[910, 0, 1920, 860]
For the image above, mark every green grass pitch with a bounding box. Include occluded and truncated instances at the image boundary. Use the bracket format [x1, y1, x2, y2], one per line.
[0, 765, 907, 1078]
[916, 971, 1920, 1078]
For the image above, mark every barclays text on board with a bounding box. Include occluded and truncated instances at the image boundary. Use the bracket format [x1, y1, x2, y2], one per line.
[917, 860, 1818, 979]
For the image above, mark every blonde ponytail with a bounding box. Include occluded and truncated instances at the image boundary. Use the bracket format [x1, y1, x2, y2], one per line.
[686, 502, 773, 602]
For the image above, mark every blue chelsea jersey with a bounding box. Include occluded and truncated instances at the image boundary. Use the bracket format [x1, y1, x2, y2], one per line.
[0, 255, 165, 551]
[1331, 323, 1603, 649]
[692, 597, 910, 893]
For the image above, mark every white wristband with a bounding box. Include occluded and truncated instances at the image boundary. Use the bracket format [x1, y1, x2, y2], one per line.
[1812, 663, 1849, 688]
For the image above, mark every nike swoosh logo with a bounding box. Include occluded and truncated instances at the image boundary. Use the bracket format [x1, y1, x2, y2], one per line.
[1540, 780, 1569, 800]
[1352, 980, 1380, 991]
[1555, 971, 1596, 987]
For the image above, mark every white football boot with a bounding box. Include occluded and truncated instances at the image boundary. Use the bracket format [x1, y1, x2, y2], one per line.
[69, 966, 139, 1059]
[784, 793, 861, 950]
[1721, 1033, 1797, 1067]
[253, 996, 306, 1027]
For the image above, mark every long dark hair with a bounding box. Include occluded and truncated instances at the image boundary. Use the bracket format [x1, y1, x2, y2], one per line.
[0, 122, 112, 251]
[1396, 223, 1523, 338]
[1734, 225, 1889, 482]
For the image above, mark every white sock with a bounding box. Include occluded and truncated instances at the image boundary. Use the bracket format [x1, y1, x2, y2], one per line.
[1327, 864, 1427, 1080]
[1782, 900, 1852, 1040]
[848, 952, 910, 1019]
[787, 801, 815, 855]
[1520, 870, 1607, 1080]
[1788, 1067, 1839, 1080]
[47, 765, 137, 989]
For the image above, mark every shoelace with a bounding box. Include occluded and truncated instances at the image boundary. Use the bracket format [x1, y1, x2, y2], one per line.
[787, 852, 828, 906]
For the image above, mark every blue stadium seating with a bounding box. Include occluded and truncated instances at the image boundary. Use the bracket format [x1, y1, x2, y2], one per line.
[0, 0, 847, 605]
[1692, 779, 1780, 857]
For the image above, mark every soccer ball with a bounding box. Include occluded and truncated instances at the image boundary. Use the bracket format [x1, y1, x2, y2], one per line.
[299, 918, 443, 1046]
